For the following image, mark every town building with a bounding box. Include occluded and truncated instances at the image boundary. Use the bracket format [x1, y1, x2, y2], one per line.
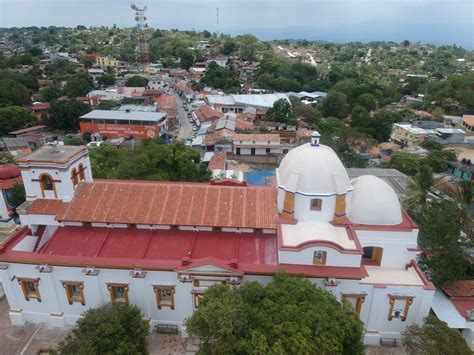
[239, 63, 258, 82]
[79, 110, 168, 139]
[205, 93, 290, 114]
[0, 136, 436, 345]
[391, 123, 434, 147]
[447, 161, 474, 181]
[462, 115, 474, 132]
[431, 280, 474, 348]
[87, 68, 105, 82]
[96, 55, 118, 68]
[233, 134, 281, 156]
[31, 102, 50, 120]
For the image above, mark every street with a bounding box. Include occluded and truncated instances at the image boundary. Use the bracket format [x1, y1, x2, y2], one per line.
[171, 91, 193, 141]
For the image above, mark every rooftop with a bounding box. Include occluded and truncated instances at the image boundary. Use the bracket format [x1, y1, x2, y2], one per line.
[17, 145, 87, 164]
[280, 221, 356, 250]
[361, 265, 425, 286]
[347, 168, 409, 195]
[206, 93, 290, 109]
[56, 180, 277, 230]
[233, 133, 281, 143]
[442, 280, 474, 298]
[80, 110, 167, 123]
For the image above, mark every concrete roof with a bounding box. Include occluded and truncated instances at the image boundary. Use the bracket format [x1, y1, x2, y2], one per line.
[431, 290, 470, 329]
[17, 145, 87, 164]
[281, 221, 356, 249]
[80, 110, 166, 123]
[207, 93, 290, 109]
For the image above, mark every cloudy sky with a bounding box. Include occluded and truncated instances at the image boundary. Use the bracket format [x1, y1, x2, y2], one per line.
[1, 0, 472, 48]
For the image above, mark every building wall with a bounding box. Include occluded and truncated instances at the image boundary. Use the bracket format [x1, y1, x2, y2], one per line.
[279, 246, 361, 267]
[0, 262, 433, 344]
[80, 121, 165, 139]
[20, 155, 92, 202]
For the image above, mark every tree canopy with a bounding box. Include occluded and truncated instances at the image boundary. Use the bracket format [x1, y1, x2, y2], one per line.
[402, 315, 471, 355]
[185, 271, 364, 355]
[201, 62, 240, 93]
[125, 75, 149, 87]
[90, 140, 211, 182]
[64, 73, 93, 98]
[58, 303, 149, 355]
[265, 98, 293, 123]
[0, 106, 36, 136]
[44, 99, 89, 131]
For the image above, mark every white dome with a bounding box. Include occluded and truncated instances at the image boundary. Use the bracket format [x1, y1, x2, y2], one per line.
[348, 175, 402, 226]
[277, 143, 352, 195]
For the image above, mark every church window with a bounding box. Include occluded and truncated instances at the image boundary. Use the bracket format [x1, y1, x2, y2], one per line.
[40, 174, 54, 191]
[18, 278, 41, 302]
[342, 294, 365, 315]
[310, 198, 323, 211]
[313, 250, 327, 265]
[193, 292, 205, 309]
[153, 286, 175, 309]
[107, 283, 129, 304]
[62, 281, 85, 305]
[388, 295, 413, 321]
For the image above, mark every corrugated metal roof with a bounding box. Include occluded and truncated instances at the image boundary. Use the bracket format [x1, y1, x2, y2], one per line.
[347, 168, 409, 195]
[206, 93, 290, 109]
[431, 290, 469, 329]
[80, 110, 166, 122]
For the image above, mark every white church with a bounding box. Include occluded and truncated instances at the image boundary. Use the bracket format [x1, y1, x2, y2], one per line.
[0, 132, 435, 345]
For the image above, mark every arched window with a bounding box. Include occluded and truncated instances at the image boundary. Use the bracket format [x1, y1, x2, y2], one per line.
[78, 164, 86, 181]
[71, 168, 79, 188]
[362, 246, 383, 266]
[40, 174, 54, 191]
[39, 174, 55, 198]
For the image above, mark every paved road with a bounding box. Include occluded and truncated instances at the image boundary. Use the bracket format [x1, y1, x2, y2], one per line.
[172, 91, 193, 140]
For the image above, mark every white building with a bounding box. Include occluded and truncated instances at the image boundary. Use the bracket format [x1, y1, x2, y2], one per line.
[205, 93, 290, 114]
[0, 135, 435, 345]
[233, 134, 281, 156]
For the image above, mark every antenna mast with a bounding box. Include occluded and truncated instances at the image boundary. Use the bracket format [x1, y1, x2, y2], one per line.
[216, 7, 219, 36]
[131, 3, 149, 66]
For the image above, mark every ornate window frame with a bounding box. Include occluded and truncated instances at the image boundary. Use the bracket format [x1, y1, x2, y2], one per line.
[18, 277, 41, 302]
[39, 173, 57, 198]
[341, 293, 366, 315]
[153, 285, 175, 310]
[313, 250, 327, 265]
[107, 283, 129, 304]
[62, 281, 85, 305]
[388, 295, 413, 321]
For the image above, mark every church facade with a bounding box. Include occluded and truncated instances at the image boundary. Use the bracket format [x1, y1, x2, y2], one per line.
[0, 133, 435, 345]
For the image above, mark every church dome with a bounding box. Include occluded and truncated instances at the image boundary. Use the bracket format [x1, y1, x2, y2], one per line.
[348, 175, 402, 226]
[277, 142, 352, 195]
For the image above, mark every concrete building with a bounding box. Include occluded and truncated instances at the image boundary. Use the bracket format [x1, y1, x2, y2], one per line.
[233, 134, 281, 156]
[79, 110, 168, 139]
[96, 55, 118, 68]
[462, 115, 474, 132]
[0, 137, 435, 345]
[391, 123, 433, 147]
[205, 93, 290, 114]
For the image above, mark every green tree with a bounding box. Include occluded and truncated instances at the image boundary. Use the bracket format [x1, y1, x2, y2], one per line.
[8, 183, 26, 208]
[402, 315, 471, 355]
[64, 137, 87, 146]
[418, 200, 472, 285]
[179, 50, 194, 70]
[97, 100, 117, 110]
[65, 74, 93, 98]
[0, 152, 15, 164]
[186, 271, 364, 355]
[39, 86, 61, 102]
[58, 303, 149, 355]
[98, 73, 116, 86]
[356, 93, 377, 111]
[388, 152, 420, 176]
[222, 40, 237, 55]
[403, 164, 434, 217]
[0, 79, 31, 106]
[265, 98, 293, 123]
[45, 99, 89, 131]
[421, 140, 443, 151]
[321, 92, 350, 119]
[424, 149, 456, 173]
[293, 102, 322, 127]
[0, 106, 36, 136]
[90, 140, 211, 182]
[125, 75, 149, 87]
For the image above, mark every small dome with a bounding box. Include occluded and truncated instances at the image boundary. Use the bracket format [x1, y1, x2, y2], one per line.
[0, 164, 20, 180]
[348, 175, 402, 226]
[277, 143, 351, 195]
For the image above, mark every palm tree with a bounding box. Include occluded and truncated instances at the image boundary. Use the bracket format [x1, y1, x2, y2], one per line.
[403, 164, 434, 218]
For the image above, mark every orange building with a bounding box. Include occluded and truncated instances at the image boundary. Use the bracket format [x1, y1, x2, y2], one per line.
[79, 110, 168, 139]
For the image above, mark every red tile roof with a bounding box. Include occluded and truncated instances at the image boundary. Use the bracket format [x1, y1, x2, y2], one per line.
[152, 93, 177, 109]
[57, 180, 277, 229]
[194, 105, 222, 122]
[451, 299, 474, 320]
[442, 280, 474, 298]
[233, 133, 280, 143]
[208, 152, 226, 170]
[28, 199, 66, 215]
[0, 165, 22, 190]
[463, 115, 474, 127]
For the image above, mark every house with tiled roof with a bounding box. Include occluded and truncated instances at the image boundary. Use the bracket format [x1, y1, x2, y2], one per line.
[432, 280, 474, 349]
[462, 115, 474, 132]
[0, 133, 435, 345]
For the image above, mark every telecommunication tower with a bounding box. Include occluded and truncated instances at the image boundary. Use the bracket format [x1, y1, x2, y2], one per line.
[131, 3, 149, 64]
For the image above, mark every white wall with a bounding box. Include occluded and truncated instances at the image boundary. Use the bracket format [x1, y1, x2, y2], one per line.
[279, 246, 361, 267]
